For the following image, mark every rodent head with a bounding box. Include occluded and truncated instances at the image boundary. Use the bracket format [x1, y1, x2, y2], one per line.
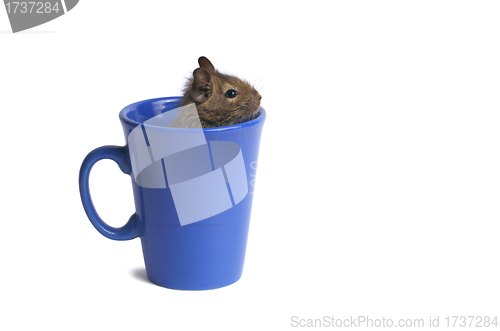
[181, 56, 262, 127]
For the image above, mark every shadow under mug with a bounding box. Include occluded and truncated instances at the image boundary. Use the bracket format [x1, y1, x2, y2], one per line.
[79, 97, 266, 290]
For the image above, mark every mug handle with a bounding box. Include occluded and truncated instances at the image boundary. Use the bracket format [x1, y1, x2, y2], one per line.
[79, 145, 141, 240]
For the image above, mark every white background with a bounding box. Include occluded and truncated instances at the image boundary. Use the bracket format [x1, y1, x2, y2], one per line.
[1, 1, 499, 330]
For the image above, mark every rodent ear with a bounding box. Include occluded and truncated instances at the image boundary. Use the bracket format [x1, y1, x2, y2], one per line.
[198, 56, 215, 72]
[191, 67, 212, 103]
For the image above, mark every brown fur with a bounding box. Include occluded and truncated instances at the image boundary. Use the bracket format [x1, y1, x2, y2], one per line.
[173, 57, 262, 128]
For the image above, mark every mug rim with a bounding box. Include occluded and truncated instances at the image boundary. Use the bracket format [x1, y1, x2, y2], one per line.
[119, 96, 266, 132]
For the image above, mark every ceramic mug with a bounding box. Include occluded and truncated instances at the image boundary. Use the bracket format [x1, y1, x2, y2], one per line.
[79, 97, 266, 290]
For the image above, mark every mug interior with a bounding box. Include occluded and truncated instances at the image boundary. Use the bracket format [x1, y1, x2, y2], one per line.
[119, 96, 265, 130]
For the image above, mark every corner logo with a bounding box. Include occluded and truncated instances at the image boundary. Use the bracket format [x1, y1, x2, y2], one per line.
[3, 0, 79, 33]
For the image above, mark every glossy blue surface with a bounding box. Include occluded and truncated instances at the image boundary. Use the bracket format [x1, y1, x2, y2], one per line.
[79, 97, 266, 290]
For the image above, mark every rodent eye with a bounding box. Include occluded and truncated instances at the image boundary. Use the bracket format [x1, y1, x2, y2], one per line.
[224, 89, 238, 98]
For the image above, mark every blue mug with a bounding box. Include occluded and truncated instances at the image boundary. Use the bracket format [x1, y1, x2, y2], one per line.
[79, 97, 266, 290]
